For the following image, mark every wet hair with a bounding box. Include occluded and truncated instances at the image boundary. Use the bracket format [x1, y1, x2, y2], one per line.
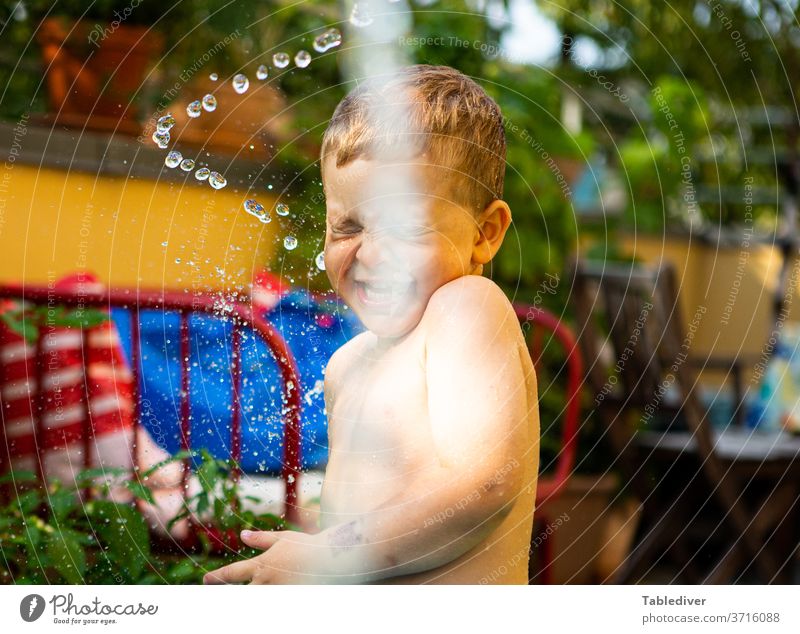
[321, 64, 506, 212]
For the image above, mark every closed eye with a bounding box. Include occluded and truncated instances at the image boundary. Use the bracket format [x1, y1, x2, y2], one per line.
[330, 221, 362, 236]
[392, 225, 431, 238]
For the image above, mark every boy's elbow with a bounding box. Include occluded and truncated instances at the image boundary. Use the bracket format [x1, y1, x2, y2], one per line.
[476, 467, 524, 523]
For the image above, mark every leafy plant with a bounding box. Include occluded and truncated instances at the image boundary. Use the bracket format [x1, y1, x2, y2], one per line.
[0, 303, 109, 343]
[167, 449, 288, 549]
[0, 450, 291, 584]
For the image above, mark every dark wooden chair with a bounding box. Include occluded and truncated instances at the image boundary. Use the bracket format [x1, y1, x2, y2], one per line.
[570, 259, 800, 583]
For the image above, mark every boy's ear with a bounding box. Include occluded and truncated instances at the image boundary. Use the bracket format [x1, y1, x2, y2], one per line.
[472, 199, 512, 266]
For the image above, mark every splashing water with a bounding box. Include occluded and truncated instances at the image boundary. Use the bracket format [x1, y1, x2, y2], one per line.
[273, 52, 290, 69]
[283, 235, 298, 250]
[186, 100, 202, 118]
[152, 131, 170, 149]
[350, 1, 374, 27]
[243, 199, 264, 216]
[194, 167, 211, 181]
[156, 114, 175, 132]
[164, 150, 182, 168]
[209, 72, 219, 81]
[303, 379, 325, 406]
[179, 158, 195, 171]
[313, 27, 343, 53]
[202, 94, 217, 112]
[315, 252, 326, 270]
[275, 202, 290, 216]
[208, 172, 227, 189]
[294, 50, 312, 68]
[232, 74, 249, 94]
[256, 64, 269, 80]
[244, 199, 271, 223]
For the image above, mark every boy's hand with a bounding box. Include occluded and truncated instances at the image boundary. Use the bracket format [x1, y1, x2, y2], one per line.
[202, 530, 330, 585]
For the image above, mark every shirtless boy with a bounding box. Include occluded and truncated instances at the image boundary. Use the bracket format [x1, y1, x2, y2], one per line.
[205, 64, 540, 584]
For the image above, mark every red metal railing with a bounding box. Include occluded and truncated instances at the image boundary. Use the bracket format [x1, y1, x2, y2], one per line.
[514, 304, 583, 584]
[0, 284, 303, 528]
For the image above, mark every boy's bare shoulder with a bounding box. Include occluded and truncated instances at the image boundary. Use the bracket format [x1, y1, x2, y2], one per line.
[423, 275, 518, 337]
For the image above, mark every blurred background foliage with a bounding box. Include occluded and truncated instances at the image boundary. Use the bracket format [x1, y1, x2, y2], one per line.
[3, 0, 793, 299]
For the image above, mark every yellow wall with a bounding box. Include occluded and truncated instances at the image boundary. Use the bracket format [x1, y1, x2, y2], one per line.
[0, 164, 277, 291]
[613, 234, 793, 386]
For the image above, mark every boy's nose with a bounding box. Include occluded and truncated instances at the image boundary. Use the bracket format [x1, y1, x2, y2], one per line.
[354, 232, 386, 269]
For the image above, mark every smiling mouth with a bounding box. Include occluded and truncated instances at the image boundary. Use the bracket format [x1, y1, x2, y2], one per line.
[354, 280, 413, 309]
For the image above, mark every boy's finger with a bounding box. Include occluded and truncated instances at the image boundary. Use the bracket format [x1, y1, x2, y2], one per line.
[240, 529, 284, 550]
[203, 560, 253, 585]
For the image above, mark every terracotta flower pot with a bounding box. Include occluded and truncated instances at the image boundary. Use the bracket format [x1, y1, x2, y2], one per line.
[36, 16, 163, 134]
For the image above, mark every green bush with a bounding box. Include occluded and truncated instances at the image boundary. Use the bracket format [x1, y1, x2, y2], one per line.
[0, 450, 292, 585]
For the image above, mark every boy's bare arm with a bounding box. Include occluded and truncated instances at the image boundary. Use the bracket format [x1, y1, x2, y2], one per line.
[317, 277, 536, 582]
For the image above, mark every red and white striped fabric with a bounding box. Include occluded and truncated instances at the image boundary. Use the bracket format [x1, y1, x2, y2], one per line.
[0, 274, 193, 538]
[0, 274, 133, 469]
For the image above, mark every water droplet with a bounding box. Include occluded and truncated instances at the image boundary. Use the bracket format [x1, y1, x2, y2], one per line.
[294, 50, 311, 68]
[179, 158, 195, 171]
[232, 73, 249, 94]
[152, 131, 169, 149]
[164, 150, 182, 168]
[272, 52, 290, 68]
[208, 171, 227, 189]
[256, 64, 268, 80]
[276, 202, 290, 216]
[313, 27, 342, 53]
[350, 2, 374, 27]
[209, 72, 219, 81]
[194, 167, 211, 181]
[186, 100, 202, 118]
[315, 252, 326, 270]
[156, 114, 175, 132]
[243, 199, 264, 217]
[175, 258, 181, 263]
[161, 241, 168, 247]
[202, 94, 217, 112]
[283, 235, 298, 250]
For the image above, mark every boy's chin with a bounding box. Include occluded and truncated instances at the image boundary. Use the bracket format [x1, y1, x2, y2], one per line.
[356, 308, 424, 340]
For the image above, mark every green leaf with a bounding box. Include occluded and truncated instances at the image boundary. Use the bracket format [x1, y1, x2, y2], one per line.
[166, 509, 189, 531]
[139, 450, 194, 479]
[56, 309, 109, 329]
[74, 467, 129, 487]
[0, 470, 38, 485]
[124, 480, 155, 505]
[251, 513, 287, 532]
[48, 488, 77, 521]
[22, 523, 42, 557]
[0, 309, 39, 343]
[195, 494, 209, 517]
[47, 529, 86, 584]
[91, 501, 150, 579]
[197, 458, 220, 495]
[16, 490, 42, 515]
[166, 558, 199, 583]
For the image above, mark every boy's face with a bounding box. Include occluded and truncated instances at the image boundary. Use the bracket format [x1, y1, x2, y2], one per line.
[323, 156, 480, 338]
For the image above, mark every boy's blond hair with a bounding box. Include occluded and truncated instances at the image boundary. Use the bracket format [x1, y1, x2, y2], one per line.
[321, 64, 506, 213]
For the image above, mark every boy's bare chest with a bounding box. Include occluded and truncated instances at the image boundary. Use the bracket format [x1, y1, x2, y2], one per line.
[330, 341, 432, 456]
